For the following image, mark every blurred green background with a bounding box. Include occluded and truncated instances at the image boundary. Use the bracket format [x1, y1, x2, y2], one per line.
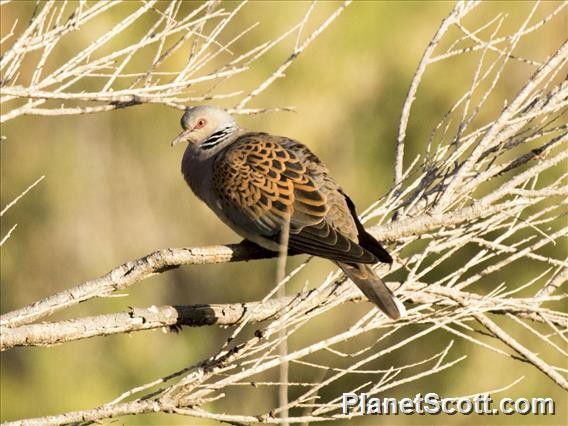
[1, 1, 566, 424]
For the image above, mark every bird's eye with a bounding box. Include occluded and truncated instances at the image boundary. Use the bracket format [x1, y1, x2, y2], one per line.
[195, 118, 207, 129]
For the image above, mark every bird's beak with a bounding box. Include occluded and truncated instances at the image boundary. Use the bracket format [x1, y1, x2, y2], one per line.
[171, 129, 191, 147]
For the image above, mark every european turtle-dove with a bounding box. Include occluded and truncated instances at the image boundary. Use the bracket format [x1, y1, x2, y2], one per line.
[171, 106, 405, 319]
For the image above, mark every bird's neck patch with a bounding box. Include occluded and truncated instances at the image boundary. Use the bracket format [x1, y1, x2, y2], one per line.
[201, 124, 237, 150]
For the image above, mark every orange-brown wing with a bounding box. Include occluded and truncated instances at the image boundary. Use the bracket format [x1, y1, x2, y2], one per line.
[213, 133, 378, 264]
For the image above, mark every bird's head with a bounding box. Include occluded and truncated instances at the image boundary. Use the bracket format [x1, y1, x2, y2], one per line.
[171, 106, 238, 150]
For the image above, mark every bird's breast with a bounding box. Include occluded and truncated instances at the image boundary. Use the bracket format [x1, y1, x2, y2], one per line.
[180, 143, 281, 252]
[181, 145, 213, 201]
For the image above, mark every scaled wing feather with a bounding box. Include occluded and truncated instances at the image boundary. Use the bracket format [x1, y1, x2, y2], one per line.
[212, 133, 378, 264]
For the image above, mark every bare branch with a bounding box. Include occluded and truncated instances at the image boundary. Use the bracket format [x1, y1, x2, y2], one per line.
[1, 1, 566, 424]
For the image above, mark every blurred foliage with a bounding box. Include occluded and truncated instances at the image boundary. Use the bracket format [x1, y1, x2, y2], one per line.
[1, 1, 566, 424]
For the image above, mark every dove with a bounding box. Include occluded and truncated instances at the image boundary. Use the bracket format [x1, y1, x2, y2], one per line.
[171, 106, 405, 319]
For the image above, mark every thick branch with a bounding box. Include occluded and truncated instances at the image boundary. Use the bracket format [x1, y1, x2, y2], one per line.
[3, 282, 564, 351]
[2, 400, 158, 426]
[0, 201, 523, 329]
[0, 242, 276, 328]
[0, 285, 342, 350]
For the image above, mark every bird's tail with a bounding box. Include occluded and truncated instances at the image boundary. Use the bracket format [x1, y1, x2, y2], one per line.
[337, 262, 406, 320]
